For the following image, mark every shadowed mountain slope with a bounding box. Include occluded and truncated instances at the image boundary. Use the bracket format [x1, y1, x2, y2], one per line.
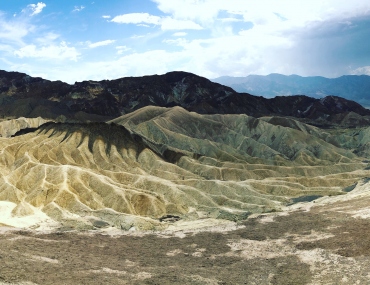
[1, 70, 370, 127]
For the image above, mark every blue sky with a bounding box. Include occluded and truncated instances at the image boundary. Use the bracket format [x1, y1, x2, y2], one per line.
[1, 0, 370, 83]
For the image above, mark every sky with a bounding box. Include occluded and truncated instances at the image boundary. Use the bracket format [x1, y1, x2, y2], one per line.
[1, 0, 370, 83]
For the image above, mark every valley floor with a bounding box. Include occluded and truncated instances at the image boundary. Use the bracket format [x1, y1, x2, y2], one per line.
[1, 181, 370, 284]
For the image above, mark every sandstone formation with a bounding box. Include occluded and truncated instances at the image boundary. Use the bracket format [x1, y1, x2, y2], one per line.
[0, 117, 51, 138]
[0, 106, 368, 230]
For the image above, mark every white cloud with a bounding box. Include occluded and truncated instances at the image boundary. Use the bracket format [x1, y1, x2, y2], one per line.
[58, 38, 257, 82]
[130, 34, 146, 39]
[153, 0, 370, 29]
[220, 17, 243, 23]
[116, 45, 130, 50]
[88, 40, 116, 48]
[111, 13, 160, 25]
[28, 2, 46, 16]
[163, 38, 187, 46]
[161, 17, 203, 30]
[351, 66, 370, 75]
[0, 57, 15, 66]
[73, 6, 85, 12]
[14, 42, 79, 61]
[74, 50, 185, 82]
[173, 32, 187, 37]
[0, 44, 13, 53]
[11, 50, 182, 84]
[0, 18, 34, 45]
[36, 32, 60, 44]
[116, 45, 131, 55]
[102, 15, 111, 19]
[111, 12, 202, 30]
[145, 0, 370, 78]
[153, 0, 224, 24]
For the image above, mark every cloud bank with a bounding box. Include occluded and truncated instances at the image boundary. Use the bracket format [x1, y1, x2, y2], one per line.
[1, 0, 370, 83]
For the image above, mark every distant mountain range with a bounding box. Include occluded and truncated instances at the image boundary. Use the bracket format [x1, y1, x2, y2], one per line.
[212, 74, 370, 108]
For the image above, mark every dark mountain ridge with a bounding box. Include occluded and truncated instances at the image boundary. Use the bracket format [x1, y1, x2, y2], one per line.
[0, 69, 370, 127]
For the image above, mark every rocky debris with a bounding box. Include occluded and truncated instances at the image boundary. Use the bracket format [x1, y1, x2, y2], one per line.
[159, 215, 181, 223]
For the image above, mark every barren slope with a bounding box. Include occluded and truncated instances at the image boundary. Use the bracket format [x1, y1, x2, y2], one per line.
[0, 106, 367, 230]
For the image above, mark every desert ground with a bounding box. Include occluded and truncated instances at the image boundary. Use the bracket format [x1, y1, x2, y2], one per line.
[1, 180, 370, 285]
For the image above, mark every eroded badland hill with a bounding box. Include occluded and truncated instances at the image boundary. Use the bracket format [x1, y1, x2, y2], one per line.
[1, 70, 370, 284]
